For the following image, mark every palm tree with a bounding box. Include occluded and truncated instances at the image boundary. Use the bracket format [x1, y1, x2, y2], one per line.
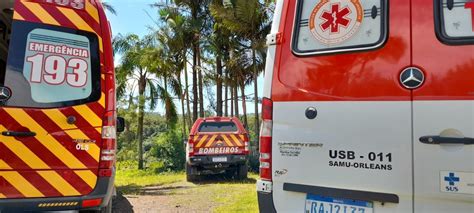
[211, 0, 271, 134]
[174, 0, 211, 122]
[114, 34, 177, 170]
[102, 1, 117, 15]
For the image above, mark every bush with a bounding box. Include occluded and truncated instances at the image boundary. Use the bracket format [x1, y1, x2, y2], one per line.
[150, 130, 185, 172]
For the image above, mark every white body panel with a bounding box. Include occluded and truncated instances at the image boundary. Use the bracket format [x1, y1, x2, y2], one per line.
[272, 101, 413, 212]
[413, 101, 474, 213]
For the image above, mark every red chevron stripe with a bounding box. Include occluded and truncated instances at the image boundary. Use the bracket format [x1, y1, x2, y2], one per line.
[26, 110, 98, 168]
[39, 4, 76, 28]
[0, 177, 24, 198]
[58, 108, 102, 139]
[87, 102, 106, 119]
[14, 2, 42, 23]
[19, 171, 62, 197]
[77, 10, 101, 34]
[57, 170, 93, 195]
[0, 109, 69, 169]
[0, 143, 30, 170]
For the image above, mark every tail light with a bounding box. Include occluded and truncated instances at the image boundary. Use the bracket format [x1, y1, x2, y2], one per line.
[82, 198, 102, 208]
[100, 111, 117, 177]
[259, 98, 273, 181]
[244, 133, 250, 154]
[188, 137, 195, 157]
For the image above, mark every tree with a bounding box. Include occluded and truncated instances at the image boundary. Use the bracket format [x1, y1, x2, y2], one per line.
[102, 1, 117, 15]
[211, 0, 271, 134]
[114, 34, 177, 170]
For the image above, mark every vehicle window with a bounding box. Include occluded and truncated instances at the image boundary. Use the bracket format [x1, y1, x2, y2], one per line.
[198, 122, 238, 133]
[292, 0, 387, 56]
[0, 21, 100, 108]
[436, 0, 474, 44]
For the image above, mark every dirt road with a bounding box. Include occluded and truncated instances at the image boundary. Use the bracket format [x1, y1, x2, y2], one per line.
[113, 174, 258, 213]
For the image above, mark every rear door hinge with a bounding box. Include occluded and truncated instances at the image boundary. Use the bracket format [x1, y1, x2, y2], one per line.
[266, 32, 283, 46]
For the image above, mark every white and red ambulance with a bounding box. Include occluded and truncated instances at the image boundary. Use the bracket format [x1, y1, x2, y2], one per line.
[257, 0, 474, 212]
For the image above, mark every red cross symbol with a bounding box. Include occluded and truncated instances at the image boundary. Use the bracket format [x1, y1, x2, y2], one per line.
[465, 1, 474, 31]
[320, 3, 351, 33]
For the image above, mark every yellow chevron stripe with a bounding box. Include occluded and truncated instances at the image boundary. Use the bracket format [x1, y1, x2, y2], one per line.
[230, 134, 243, 146]
[42, 110, 100, 162]
[23, 2, 60, 26]
[0, 126, 50, 169]
[0, 171, 44, 197]
[196, 135, 208, 148]
[0, 159, 11, 170]
[85, 0, 100, 23]
[37, 171, 80, 196]
[4, 109, 87, 169]
[0, 193, 5, 198]
[221, 135, 234, 147]
[73, 105, 102, 127]
[239, 134, 245, 141]
[99, 92, 106, 108]
[13, 12, 25, 21]
[57, 7, 103, 52]
[204, 135, 218, 148]
[74, 170, 97, 189]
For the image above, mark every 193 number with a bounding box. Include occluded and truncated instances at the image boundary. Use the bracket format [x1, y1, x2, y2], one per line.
[27, 54, 88, 87]
[43, 0, 85, 10]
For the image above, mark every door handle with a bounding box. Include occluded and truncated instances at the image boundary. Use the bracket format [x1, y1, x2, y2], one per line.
[419, 136, 474, 145]
[2, 131, 37, 137]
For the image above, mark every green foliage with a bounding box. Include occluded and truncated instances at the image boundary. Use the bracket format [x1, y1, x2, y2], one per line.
[149, 129, 186, 172]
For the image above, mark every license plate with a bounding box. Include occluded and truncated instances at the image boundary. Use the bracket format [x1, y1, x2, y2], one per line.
[212, 157, 227, 162]
[305, 194, 373, 213]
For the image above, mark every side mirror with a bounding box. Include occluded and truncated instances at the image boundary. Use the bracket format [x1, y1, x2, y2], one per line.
[117, 117, 125, 133]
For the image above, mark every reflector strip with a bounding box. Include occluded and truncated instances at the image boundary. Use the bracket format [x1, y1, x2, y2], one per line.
[230, 134, 243, 146]
[4, 109, 87, 169]
[37, 171, 80, 196]
[43, 110, 100, 162]
[74, 170, 97, 189]
[23, 2, 60, 26]
[0, 126, 50, 169]
[0, 160, 11, 169]
[13, 12, 25, 21]
[221, 135, 234, 147]
[196, 135, 209, 148]
[85, 1, 100, 23]
[0, 193, 5, 198]
[1, 172, 44, 197]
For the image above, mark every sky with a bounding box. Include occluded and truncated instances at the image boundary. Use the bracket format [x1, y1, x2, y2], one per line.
[105, 0, 264, 115]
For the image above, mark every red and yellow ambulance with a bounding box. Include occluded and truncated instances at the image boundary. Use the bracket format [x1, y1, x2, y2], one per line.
[0, 0, 121, 212]
[258, 0, 474, 212]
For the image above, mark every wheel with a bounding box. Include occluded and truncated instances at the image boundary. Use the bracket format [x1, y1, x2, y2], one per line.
[237, 164, 248, 180]
[186, 164, 198, 182]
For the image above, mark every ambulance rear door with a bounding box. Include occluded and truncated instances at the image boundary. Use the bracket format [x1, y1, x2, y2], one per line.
[270, 0, 413, 212]
[412, 1, 474, 212]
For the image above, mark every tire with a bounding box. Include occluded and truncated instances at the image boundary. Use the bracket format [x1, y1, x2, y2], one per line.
[237, 164, 248, 180]
[100, 198, 113, 213]
[186, 164, 197, 182]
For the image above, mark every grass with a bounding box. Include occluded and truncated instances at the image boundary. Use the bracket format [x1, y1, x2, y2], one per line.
[115, 169, 185, 194]
[115, 169, 259, 212]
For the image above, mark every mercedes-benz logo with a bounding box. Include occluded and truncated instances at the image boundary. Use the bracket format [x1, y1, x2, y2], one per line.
[400, 67, 425, 89]
[0, 86, 12, 102]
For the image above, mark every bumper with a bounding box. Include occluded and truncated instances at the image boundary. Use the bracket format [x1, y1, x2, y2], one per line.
[188, 155, 247, 167]
[257, 191, 277, 213]
[0, 172, 115, 212]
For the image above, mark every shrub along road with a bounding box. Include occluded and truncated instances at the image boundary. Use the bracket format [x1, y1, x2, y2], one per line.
[113, 170, 258, 213]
